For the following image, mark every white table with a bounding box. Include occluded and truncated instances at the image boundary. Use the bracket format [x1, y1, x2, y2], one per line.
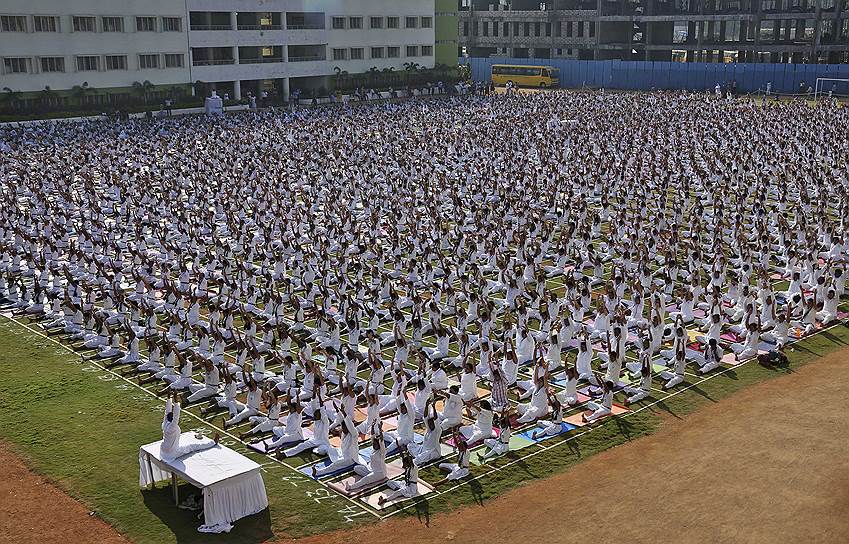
[139, 433, 268, 532]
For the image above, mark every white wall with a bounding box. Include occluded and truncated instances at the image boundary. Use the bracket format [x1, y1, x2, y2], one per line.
[186, 0, 435, 85]
[0, 0, 436, 94]
[0, 0, 190, 92]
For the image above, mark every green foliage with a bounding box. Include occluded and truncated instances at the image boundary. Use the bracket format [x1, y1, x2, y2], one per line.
[1, 313, 846, 540]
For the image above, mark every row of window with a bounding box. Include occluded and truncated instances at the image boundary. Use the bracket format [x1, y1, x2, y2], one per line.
[331, 45, 433, 61]
[1, 53, 185, 75]
[0, 14, 182, 33]
[331, 15, 432, 30]
[463, 20, 596, 39]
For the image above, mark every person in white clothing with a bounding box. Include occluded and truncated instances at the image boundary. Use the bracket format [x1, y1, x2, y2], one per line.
[435, 433, 470, 484]
[346, 432, 388, 492]
[159, 393, 218, 461]
[378, 449, 419, 505]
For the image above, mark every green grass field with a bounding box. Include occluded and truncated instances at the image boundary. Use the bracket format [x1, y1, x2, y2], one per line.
[1, 314, 847, 542]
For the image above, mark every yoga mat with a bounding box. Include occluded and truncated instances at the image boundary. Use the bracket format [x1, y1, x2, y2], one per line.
[362, 481, 434, 509]
[360, 433, 424, 461]
[248, 427, 313, 453]
[327, 460, 405, 496]
[299, 454, 365, 480]
[518, 422, 577, 443]
[467, 433, 537, 465]
[720, 331, 741, 343]
[445, 427, 501, 448]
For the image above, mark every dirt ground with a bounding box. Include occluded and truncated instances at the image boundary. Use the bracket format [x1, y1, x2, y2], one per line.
[0, 443, 128, 544]
[3, 347, 849, 544]
[294, 345, 849, 544]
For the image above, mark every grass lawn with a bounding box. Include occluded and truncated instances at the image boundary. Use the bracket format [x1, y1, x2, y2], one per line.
[1, 314, 847, 542]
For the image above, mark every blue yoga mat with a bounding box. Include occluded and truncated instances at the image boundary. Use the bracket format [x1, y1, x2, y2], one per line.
[518, 422, 577, 443]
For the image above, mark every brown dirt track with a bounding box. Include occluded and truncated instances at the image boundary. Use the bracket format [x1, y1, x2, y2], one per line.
[0, 443, 128, 544]
[4, 347, 849, 544]
[294, 345, 849, 544]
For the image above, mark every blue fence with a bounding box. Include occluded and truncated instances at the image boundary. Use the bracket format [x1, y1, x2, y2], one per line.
[462, 57, 849, 94]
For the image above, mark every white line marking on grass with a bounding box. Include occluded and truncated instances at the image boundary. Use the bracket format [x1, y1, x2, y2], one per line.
[0, 315, 381, 520]
[383, 320, 847, 518]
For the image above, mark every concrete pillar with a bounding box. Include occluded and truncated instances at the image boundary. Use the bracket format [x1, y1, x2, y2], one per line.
[230, 11, 237, 30]
[282, 77, 290, 100]
[234, 80, 242, 100]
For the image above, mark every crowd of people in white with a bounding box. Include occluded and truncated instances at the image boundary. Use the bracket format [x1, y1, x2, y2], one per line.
[1, 89, 847, 499]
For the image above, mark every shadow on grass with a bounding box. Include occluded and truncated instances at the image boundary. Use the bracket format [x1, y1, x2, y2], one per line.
[141, 484, 273, 544]
[468, 478, 485, 506]
[413, 497, 431, 526]
[819, 329, 849, 347]
[612, 415, 636, 440]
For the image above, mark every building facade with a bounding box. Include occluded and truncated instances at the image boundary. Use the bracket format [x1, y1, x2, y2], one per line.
[0, 0, 441, 103]
[460, 0, 849, 63]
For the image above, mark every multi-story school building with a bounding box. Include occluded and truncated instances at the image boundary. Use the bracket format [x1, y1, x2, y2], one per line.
[0, 0, 459, 104]
[459, 0, 849, 63]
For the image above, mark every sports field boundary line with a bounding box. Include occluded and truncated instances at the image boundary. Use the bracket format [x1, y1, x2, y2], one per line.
[383, 319, 848, 518]
[0, 313, 382, 520]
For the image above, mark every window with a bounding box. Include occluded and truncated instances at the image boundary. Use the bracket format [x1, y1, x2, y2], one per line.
[102, 16, 124, 32]
[371, 47, 384, 58]
[349, 16, 362, 29]
[350, 47, 364, 60]
[387, 16, 399, 28]
[40, 56, 65, 72]
[405, 16, 418, 28]
[387, 46, 400, 58]
[759, 20, 775, 41]
[421, 16, 432, 28]
[136, 16, 156, 32]
[34, 16, 58, 32]
[421, 45, 433, 56]
[332, 16, 346, 29]
[139, 54, 159, 69]
[406, 45, 419, 56]
[162, 17, 181, 31]
[164, 53, 184, 67]
[566, 21, 573, 37]
[73, 16, 95, 32]
[370, 16, 383, 29]
[1, 15, 27, 32]
[3, 57, 29, 73]
[589, 21, 595, 37]
[332, 48, 347, 60]
[577, 21, 584, 37]
[76, 55, 99, 71]
[105, 55, 127, 70]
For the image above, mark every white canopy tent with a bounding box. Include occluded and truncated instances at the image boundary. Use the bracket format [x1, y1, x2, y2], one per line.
[139, 433, 268, 533]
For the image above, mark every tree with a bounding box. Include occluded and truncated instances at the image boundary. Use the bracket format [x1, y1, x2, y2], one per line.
[132, 80, 155, 105]
[366, 67, 381, 88]
[39, 86, 58, 110]
[403, 62, 421, 84]
[381, 67, 395, 87]
[193, 80, 208, 98]
[332, 66, 349, 91]
[71, 82, 91, 108]
[2, 87, 21, 111]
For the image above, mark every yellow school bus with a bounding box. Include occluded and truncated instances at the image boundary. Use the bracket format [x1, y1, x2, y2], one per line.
[491, 64, 560, 88]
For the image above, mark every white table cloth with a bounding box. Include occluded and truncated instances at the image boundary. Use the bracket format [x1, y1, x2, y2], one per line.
[139, 433, 268, 532]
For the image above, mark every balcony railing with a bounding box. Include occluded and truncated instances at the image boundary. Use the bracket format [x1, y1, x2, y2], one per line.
[237, 24, 283, 30]
[190, 24, 233, 31]
[239, 57, 284, 64]
[286, 24, 325, 30]
[192, 59, 236, 66]
[288, 54, 326, 62]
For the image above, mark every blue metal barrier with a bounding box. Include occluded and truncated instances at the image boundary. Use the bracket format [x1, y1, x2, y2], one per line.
[462, 56, 848, 94]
